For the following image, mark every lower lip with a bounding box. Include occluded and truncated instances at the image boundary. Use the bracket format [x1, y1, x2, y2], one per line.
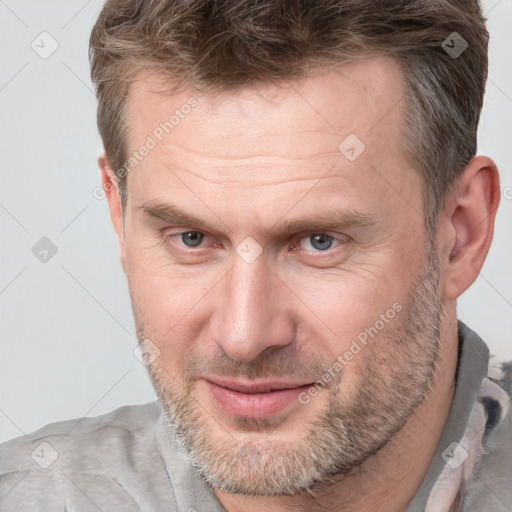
[205, 380, 312, 419]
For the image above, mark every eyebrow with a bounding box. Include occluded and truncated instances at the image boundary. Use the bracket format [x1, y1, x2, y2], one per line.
[139, 201, 377, 236]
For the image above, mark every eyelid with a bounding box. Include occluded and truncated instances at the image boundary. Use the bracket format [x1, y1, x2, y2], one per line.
[294, 232, 350, 252]
[163, 230, 212, 249]
[162, 229, 350, 254]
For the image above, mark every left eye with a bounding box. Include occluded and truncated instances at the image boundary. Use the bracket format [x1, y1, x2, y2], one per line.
[178, 231, 205, 247]
[299, 234, 337, 252]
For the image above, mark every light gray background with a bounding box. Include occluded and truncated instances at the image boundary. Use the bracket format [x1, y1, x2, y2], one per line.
[1, 0, 511, 444]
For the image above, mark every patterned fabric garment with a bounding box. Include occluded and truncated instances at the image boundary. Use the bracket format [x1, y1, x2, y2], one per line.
[425, 357, 511, 511]
[0, 321, 511, 511]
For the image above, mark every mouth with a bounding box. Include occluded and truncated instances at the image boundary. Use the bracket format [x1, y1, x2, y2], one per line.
[202, 377, 314, 419]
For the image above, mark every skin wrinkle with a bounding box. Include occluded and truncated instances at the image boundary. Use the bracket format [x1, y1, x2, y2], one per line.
[155, 142, 347, 178]
[144, 167, 354, 192]
[91, 0, 489, 223]
[156, 155, 346, 179]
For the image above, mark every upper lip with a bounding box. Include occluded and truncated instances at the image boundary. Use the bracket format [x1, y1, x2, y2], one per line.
[204, 376, 312, 394]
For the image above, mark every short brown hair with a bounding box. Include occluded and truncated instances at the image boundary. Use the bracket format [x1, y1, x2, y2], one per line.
[89, 0, 489, 234]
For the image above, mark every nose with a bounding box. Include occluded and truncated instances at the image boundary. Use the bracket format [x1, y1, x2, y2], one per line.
[209, 250, 296, 362]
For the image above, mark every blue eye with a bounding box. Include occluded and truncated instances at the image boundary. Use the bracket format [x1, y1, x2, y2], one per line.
[180, 231, 204, 247]
[300, 234, 335, 251]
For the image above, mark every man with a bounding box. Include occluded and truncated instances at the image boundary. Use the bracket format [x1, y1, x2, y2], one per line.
[0, 0, 510, 510]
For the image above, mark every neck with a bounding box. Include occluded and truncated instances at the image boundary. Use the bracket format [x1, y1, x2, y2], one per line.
[214, 315, 459, 512]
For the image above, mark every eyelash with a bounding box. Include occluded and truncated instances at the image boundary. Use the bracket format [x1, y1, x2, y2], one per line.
[161, 230, 349, 256]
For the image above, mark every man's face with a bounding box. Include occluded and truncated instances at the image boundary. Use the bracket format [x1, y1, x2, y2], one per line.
[120, 57, 444, 495]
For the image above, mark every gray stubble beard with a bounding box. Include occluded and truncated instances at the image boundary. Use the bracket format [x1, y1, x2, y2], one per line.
[140, 239, 444, 497]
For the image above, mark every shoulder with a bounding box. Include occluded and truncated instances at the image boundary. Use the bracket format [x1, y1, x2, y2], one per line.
[0, 400, 163, 471]
[0, 400, 176, 511]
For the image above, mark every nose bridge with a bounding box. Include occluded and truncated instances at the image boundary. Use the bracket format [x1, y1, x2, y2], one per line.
[211, 253, 294, 361]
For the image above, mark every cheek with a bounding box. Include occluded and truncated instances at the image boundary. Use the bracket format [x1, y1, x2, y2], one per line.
[126, 234, 197, 299]
[125, 239, 222, 352]
[290, 270, 403, 337]
[299, 280, 408, 395]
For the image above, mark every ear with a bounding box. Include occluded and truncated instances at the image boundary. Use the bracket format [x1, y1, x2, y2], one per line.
[98, 153, 126, 273]
[440, 156, 500, 300]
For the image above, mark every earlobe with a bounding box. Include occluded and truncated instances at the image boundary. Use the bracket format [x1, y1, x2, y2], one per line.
[441, 156, 500, 301]
[98, 153, 127, 273]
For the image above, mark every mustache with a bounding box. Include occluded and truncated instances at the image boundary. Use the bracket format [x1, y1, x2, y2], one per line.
[181, 343, 334, 385]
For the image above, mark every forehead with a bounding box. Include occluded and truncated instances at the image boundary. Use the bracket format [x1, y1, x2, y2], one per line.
[126, 56, 408, 162]
[122, 56, 422, 234]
